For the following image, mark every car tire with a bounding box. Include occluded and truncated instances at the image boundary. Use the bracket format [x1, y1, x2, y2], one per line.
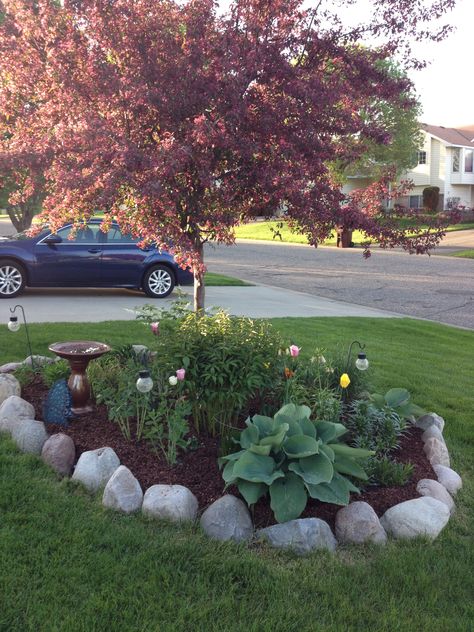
[0, 259, 26, 298]
[143, 265, 175, 298]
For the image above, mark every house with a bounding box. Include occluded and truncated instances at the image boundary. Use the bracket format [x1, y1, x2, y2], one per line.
[343, 123, 474, 211]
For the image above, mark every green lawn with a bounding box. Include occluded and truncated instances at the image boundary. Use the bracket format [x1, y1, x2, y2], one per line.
[1, 317, 473, 631]
[205, 272, 252, 286]
[448, 249, 474, 259]
[234, 220, 474, 246]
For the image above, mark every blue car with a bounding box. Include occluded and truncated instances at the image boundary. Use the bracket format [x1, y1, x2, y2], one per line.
[0, 219, 193, 299]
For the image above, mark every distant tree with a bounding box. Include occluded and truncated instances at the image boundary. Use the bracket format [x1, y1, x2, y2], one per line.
[423, 186, 441, 213]
[0, 0, 456, 310]
[0, 170, 44, 232]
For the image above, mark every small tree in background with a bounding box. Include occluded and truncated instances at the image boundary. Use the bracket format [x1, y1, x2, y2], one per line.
[0, 0, 456, 310]
[423, 186, 441, 213]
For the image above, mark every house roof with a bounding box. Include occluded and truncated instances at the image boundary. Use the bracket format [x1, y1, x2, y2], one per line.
[421, 123, 474, 148]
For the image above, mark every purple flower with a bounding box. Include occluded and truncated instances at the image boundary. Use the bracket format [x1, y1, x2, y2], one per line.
[150, 322, 159, 335]
[289, 344, 300, 357]
[176, 368, 186, 381]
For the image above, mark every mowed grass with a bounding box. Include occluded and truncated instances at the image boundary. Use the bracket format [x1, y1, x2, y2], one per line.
[234, 219, 474, 246]
[1, 317, 474, 631]
[448, 249, 474, 259]
[205, 272, 252, 286]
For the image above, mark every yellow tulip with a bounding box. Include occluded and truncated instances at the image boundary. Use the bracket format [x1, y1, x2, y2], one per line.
[340, 373, 351, 389]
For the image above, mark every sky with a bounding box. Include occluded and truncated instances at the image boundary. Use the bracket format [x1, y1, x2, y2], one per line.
[217, 0, 473, 128]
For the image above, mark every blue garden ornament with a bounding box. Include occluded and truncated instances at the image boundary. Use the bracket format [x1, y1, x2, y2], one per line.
[43, 379, 73, 427]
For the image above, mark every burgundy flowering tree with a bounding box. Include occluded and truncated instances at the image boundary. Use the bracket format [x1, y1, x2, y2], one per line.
[0, 0, 456, 309]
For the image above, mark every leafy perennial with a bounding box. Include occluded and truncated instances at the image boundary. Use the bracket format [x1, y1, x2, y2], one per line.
[220, 404, 373, 523]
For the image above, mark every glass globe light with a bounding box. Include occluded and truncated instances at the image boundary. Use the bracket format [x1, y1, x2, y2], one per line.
[136, 370, 153, 393]
[8, 317, 20, 332]
[355, 353, 369, 371]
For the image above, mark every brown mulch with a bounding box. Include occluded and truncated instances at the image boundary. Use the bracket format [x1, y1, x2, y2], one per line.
[24, 375, 436, 530]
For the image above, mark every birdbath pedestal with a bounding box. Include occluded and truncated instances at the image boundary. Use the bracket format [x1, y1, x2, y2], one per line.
[48, 341, 110, 415]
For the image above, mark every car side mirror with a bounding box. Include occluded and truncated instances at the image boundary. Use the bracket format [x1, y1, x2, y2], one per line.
[43, 234, 62, 245]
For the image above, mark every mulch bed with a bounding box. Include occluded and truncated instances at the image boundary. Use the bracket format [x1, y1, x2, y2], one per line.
[24, 375, 436, 530]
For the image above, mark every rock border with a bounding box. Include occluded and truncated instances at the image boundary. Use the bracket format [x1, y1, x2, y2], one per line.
[0, 376, 463, 555]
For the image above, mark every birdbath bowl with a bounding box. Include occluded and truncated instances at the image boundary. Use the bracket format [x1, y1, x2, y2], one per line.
[48, 341, 110, 415]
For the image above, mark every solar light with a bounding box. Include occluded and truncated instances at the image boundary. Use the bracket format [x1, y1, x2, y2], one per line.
[8, 316, 20, 332]
[355, 352, 369, 371]
[136, 369, 153, 393]
[8, 305, 34, 368]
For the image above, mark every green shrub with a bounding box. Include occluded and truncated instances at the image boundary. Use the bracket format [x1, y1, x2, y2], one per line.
[366, 457, 414, 487]
[220, 403, 373, 523]
[345, 399, 406, 455]
[13, 364, 35, 387]
[41, 360, 70, 387]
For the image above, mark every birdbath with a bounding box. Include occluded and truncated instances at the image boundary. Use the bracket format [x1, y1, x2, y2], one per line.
[48, 341, 110, 415]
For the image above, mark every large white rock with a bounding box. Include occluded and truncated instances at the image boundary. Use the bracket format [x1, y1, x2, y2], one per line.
[421, 425, 444, 444]
[335, 501, 387, 545]
[380, 497, 450, 540]
[0, 395, 35, 434]
[0, 374, 21, 406]
[72, 447, 120, 492]
[416, 479, 455, 515]
[142, 484, 198, 522]
[102, 466, 143, 513]
[23, 355, 55, 367]
[11, 419, 48, 454]
[257, 518, 337, 554]
[433, 464, 463, 496]
[41, 433, 75, 477]
[416, 413, 445, 432]
[0, 362, 23, 374]
[200, 495, 253, 542]
[423, 437, 450, 468]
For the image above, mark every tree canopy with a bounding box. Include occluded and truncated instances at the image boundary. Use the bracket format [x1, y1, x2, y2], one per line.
[0, 0, 457, 308]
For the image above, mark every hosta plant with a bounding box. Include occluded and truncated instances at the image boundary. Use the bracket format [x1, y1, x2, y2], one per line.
[369, 388, 425, 420]
[219, 404, 373, 523]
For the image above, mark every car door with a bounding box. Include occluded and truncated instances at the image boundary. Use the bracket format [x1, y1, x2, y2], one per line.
[32, 224, 103, 286]
[99, 225, 150, 287]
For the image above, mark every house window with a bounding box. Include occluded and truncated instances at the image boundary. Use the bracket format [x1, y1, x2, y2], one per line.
[464, 150, 473, 173]
[452, 148, 460, 172]
[409, 195, 421, 209]
[417, 151, 427, 165]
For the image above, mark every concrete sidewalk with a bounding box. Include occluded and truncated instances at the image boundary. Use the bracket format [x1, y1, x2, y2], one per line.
[0, 284, 400, 323]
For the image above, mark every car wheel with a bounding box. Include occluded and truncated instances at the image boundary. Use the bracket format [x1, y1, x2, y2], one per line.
[143, 265, 175, 298]
[0, 259, 26, 298]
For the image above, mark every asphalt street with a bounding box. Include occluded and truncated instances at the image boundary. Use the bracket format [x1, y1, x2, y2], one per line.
[205, 241, 474, 329]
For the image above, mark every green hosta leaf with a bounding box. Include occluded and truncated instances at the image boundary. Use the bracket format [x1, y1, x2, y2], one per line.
[237, 480, 266, 506]
[369, 393, 385, 409]
[222, 460, 237, 484]
[239, 425, 259, 449]
[218, 450, 246, 465]
[283, 435, 320, 458]
[385, 388, 410, 408]
[289, 452, 334, 485]
[260, 425, 288, 450]
[269, 473, 308, 523]
[251, 415, 275, 437]
[299, 417, 316, 438]
[232, 451, 283, 485]
[397, 402, 425, 419]
[328, 444, 375, 459]
[315, 421, 347, 442]
[319, 443, 335, 462]
[305, 473, 354, 505]
[249, 443, 271, 456]
[333, 455, 368, 480]
[286, 419, 304, 437]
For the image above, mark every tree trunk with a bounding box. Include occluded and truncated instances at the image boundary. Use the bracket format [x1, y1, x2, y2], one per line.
[7, 204, 35, 232]
[193, 241, 205, 313]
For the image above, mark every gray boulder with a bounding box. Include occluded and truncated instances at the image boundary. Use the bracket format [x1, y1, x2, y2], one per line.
[72, 447, 120, 492]
[416, 413, 445, 432]
[380, 497, 450, 540]
[423, 437, 450, 468]
[41, 433, 76, 477]
[421, 425, 444, 444]
[23, 355, 55, 367]
[142, 484, 198, 522]
[257, 518, 337, 555]
[335, 501, 387, 545]
[0, 362, 23, 374]
[416, 479, 455, 515]
[433, 464, 462, 496]
[102, 466, 143, 513]
[0, 395, 35, 434]
[200, 495, 253, 543]
[0, 374, 21, 406]
[11, 419, 48, 454]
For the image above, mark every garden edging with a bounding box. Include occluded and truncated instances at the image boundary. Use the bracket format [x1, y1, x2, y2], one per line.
[0, 371, 463, 555]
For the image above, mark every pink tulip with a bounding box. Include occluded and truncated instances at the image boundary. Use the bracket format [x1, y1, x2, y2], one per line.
[289, 344, 300, 357]
[150, 322, 159, 335]
[176, 368, 186, 381]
